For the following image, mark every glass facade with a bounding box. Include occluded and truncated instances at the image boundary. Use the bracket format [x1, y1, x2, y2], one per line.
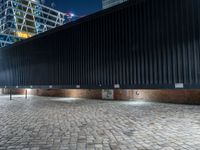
[0, 0, 66, 48]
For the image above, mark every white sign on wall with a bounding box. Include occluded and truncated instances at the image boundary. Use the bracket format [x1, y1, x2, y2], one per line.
[175, 83, 184, 89]
[102, 89, 114, 100]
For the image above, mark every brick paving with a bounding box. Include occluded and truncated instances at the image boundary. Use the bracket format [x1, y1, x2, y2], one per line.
[0, 95, 200, 150]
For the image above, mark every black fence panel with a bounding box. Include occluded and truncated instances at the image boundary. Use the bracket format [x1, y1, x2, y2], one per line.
[0, 0, 200, 89]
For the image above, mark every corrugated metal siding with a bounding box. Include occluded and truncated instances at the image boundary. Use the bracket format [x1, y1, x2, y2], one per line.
[0, 0, 200, 89]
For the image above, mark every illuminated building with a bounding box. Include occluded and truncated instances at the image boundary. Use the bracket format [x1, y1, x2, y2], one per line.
[0, 0, 66, 47]
[102, 0, 127, 9]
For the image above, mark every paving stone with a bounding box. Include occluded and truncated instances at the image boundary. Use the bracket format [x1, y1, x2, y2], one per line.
[0, 95, 199, 149]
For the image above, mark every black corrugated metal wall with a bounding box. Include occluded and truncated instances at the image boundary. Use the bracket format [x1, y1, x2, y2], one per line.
[0, 0, 200, 89]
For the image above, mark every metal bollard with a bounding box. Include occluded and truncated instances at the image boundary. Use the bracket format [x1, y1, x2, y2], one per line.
[10, 89, 12, 100]
[25, 89, 27, 99]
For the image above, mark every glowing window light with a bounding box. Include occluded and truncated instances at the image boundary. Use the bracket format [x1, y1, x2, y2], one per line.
[16, 32, 32, 39]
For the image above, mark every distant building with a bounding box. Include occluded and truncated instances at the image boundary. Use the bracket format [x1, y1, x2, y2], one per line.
[102, 0, 127, 9]
[0, 0, 66, 48]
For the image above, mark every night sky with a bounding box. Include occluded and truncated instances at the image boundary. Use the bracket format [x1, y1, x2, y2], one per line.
[45, 0, 102, 17]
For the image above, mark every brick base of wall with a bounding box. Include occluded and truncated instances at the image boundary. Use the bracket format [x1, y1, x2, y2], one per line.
[2, 89, 200, 104]
[2, 89, 102, 99]
[131, 90, 200, 104]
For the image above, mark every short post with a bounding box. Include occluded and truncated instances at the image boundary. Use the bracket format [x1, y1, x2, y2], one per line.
[10, 89, 12, 100]
[25, 89, 27, 99]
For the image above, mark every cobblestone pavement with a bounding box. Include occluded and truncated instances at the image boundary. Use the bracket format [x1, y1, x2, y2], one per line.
[0, 95, 200, 150]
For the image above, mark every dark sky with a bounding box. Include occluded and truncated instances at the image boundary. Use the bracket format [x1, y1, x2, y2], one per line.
[45, 0, 102, 17]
